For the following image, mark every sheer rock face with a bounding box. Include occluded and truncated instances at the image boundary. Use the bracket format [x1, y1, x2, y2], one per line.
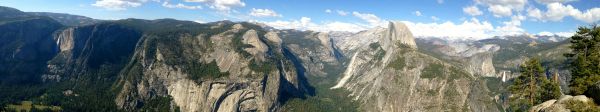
[331, 21, 499, 112]
[55, 28, 75, 52]
[28, 21, 311, 112]
[242, 29, 268, 61]
[468, 53, 496, 77]
[316, 32, 337, 63]
[381, 21, 417, 50]
[265, 31, 282, 47]
[331, 27, 385, 54]
[114, 23, 312, 112]
[0, 15, 63, 84]
[277, 30, 344, 78]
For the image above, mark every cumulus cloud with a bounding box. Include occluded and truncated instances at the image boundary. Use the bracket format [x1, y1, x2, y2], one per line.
[352, 11, 386, 27]
[414, 11, 422, 16]
[534, 0, 577, 4]
[162, 1, 202, 9]
[463, 5, 483, 16]
[402, 15, 531, 39]
[258, 17, 367, 32]
[184, 0, 245, 12]
[574, 8, 600, 23]
[527, 3, 600, 23]
[527, 7, 543, 20]
[259, 11, 388, 32]
[494, 15, 526, 35]
[92, 0, 148, 10]
[554, 32, 575, 37]
[488, 5, 513, 17]
[402, 18, 495, 39]
[475, 0, 527, 17]
[249, 8, 282, 17]
[325, 9, 332, 13]
[545, 3, 578, 21]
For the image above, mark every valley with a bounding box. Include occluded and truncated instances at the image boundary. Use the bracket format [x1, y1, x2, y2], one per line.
[1, 4, 599, 112]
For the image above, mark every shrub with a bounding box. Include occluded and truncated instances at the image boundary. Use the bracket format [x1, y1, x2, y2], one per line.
[421, 63, 444, 79]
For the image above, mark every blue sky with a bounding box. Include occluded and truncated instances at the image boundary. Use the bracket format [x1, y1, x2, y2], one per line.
[1, 0, 599, 39]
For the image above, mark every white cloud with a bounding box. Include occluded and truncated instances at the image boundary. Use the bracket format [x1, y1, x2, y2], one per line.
[527, 3, 600, 23]
[184, 0, 245, 12]
[249, 8, 282, 17]
[413, 11, 422, 16]
[537, 31, 574, 37]
[475, 0, 527, 10]
[259, 17, 367, 32]
[325, 9, 332, 13]
[431, 16, 440, 21]
[494, 15, 526, 35]
[534, 0, 577, 4]
[475, 0, 527, 17]
[402, 15, 533, 39]
[352, 11, 386, 27]
[527, 7, 543, 20]
[572, 8, 600, 23]
[555, 32, 575, 37]
[538, 31, 554, 36]
[93, 0, 245, 11]
[463, 5, 483, 16]
[320, 22, 368, 32]
[92, 0, 148, 10]
[545, 3, 578, 21]
[402, 18, 495, 39]
[336, 10, 348, 16]
[162, 1, 202, 9]
[488, 5, 513, 17]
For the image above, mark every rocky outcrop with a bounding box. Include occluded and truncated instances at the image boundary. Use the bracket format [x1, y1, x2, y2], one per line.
[114, 22, 312, 112]
[55, 27, 75, 52]
[265, 31, 282, 47]
[242, 29, 268, 61]
[382, 21, 417, 50]
[331, 27, 384, 54]
[331, 21, 498, 112]
[468, 53, 496, 77]
[530, 95, 598, 112]
[277, 30, 343, 78]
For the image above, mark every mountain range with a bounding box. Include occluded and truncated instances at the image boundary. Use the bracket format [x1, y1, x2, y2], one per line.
[0, 6, 587, 112]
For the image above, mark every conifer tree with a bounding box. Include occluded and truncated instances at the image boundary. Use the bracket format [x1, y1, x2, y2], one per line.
[565, 24, 600, 95]
[509, 58, 561, 111]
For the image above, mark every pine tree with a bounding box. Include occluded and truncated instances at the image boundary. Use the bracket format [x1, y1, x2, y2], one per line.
[565, 24, 600, 95]
[509, 58, 561, 111]
[540, 77, 562, 102]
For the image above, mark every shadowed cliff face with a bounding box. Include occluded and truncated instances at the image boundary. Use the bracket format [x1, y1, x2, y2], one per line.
[0, 11, 63, 85]
[46, 20, 317, 111]
[0, 7, 317, 111]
